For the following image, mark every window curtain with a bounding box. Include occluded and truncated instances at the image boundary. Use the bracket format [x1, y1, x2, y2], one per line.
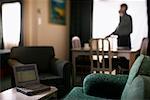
[147, 0, 150, 56]
[70, 0, 93, 47]
[0, 0, 23, 49]
[0, 2, 3, 49]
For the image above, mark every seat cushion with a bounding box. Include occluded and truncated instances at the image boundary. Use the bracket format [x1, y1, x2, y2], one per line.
[64, 87, 104, 100]
[39, 73, 67, 98]
[126, 75, 150, 100]
[39, 73, 64, 87]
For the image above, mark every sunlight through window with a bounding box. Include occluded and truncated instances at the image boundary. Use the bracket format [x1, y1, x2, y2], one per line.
[93, 0, 148, 50]
[2, 2, 21, 49]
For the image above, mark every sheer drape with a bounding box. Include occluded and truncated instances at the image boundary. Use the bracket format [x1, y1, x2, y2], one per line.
[2, 2, 21, 49]
[0, 0, 23, 49]
[70, 0, 93, 47]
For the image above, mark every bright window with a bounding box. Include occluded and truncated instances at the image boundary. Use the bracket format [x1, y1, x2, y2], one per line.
[2, 2, 21, 49]
[93, 0, 148, 50]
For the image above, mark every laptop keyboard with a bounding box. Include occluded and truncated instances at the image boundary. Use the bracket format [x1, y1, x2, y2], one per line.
[22, 84, 48, 90]
[16, 84, 50, 96]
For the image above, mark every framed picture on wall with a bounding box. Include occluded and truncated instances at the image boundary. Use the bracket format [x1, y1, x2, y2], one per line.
[49, 0, 66, 25]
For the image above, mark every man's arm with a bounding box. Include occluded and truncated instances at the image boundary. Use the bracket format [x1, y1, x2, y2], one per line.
[105, 29, 118, 38]
[105, 33, 112, 38]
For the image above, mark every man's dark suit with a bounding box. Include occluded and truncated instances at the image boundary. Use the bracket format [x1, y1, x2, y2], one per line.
[113, 14, 132, 49]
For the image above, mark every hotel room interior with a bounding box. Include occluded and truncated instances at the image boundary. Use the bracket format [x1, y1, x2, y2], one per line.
[0, 0, 150, 99]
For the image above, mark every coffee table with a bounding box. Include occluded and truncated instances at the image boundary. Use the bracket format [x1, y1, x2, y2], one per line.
[0, 86, 58, 100]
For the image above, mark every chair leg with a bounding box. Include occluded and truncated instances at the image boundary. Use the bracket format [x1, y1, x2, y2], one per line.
[109, 71, 111, 74]
[118, 66, 122, 74]
[102, 71, 105, 74]
[116, 67, 120, 74]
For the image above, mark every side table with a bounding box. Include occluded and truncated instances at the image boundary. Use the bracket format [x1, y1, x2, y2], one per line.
[0, 86, 58, 100]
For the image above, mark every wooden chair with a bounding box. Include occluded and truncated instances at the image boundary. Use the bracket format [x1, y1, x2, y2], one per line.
[89, 38, 114, 74]
[118, 38, 149, 74]
[72, 36, 81, 49]
[72, 36, 90, 77]
[140, 38, 149, 55]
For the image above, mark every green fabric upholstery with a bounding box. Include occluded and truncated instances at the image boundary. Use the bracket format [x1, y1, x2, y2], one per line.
[139, 55, 150, 76]
[83, 73, 128, 99]
[64, 55, 150, 100]
[64, 87, 103, 100]
[126, 75, 150, 100]
[121, 54, 144, 99]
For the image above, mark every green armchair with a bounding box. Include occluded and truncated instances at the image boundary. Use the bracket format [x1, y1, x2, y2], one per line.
[83, 74, 128, 99]
[64, 54, 150, 100]
[9, 46, 73, 98]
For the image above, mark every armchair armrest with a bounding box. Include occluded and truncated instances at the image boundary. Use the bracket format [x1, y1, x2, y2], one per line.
[50, 59, 70, 76]
[50, 58, 73, 90]
[8, 59, 24, 67]
[83, 73, 128, 99]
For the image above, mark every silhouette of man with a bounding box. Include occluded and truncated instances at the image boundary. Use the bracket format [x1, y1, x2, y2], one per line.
[106, 3, 132, 49]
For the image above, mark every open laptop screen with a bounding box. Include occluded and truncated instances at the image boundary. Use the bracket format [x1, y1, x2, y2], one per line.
[16, 65, 37, 83]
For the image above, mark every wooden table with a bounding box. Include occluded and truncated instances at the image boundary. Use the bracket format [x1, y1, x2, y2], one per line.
[0, 86, 58, 100]
[0, 49, 10, 54]
[72, 48, 139, 84]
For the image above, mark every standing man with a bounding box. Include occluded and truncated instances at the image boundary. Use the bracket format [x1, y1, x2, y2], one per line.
[106, 3, 133, 49]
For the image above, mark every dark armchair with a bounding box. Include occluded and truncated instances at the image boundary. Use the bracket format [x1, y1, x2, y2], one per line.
[9, 46, 73, 97]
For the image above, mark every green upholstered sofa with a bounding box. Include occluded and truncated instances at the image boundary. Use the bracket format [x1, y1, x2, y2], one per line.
[64, 54, 150, 100]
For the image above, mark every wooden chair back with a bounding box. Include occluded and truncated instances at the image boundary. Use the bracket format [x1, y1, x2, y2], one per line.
[89, 38, 113, 74]
[140, 38, 149, 55]
[72, 36, 81, 49]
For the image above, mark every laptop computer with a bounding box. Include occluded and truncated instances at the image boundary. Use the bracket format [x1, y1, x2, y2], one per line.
[13, 64, 50, 96]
